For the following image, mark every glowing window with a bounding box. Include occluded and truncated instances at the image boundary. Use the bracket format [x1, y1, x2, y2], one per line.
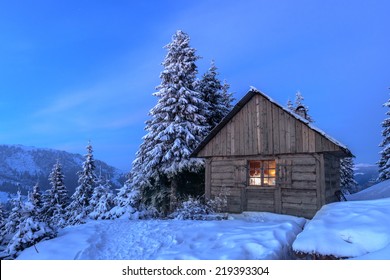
[249, 160, 276, 186]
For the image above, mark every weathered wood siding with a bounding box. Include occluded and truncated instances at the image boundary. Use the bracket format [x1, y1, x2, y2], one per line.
[207, 154, 326, 218]
[324, 154, 341, 203]
[280, 155, 319, 218]
[197, 94, 343, 158]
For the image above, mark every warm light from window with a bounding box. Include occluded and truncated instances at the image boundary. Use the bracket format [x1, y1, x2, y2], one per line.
[249, 160, 276, 186]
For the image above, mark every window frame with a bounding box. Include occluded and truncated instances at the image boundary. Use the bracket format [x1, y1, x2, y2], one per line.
[248, 159, 276, 187]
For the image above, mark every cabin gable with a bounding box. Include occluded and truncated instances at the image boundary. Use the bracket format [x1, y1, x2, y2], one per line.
[196, 92, 348, 158]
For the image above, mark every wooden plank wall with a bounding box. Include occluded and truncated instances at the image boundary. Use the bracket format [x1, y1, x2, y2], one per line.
[197, 94, 343, 158]
[208, 154, 324, 218]
[280, 155, 319, 218]
[324, 154, 341, 203]
[209, 158, 246, 213]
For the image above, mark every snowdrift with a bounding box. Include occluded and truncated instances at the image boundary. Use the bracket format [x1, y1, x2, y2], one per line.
[293, 180, 390, 259]
[346, 179, 390, 201]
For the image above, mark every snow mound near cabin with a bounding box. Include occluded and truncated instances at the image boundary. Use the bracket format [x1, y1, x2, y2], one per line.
[346, 179, 390, 201]
[17, 212, 306, 260]
[292, 198, 390, 259]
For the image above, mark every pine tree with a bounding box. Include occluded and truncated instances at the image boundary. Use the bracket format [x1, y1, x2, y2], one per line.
[0, 203, 5, 227]
[107, 173, 144, 219]
[89, 176, 114, 220]
[197, 61, 234, 129]
[340, 157, 358, 193]
[6, 200, 55, 258]
[0, 203, 7, 246]
[66, 142, 97, 225]
[44, 161, 69, 227]
[128, 30, 209, 213]
[291, 91, 314, 122]
[378, 96, 390, 182]
[2, 191, 24, 244]
[287, 99, 294, 111]
[29, 182, 43, 212]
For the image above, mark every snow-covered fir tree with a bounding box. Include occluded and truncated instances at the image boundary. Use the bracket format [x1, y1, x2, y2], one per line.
[0, 203, 5, 226]
[124, 30, 209, 214]
[29, 182, 43, 212]
[340, 157, 358, 193]
[66, 142, 97, 225]
[378, 96, 390, 182]
[287, 99, 294, 111]
[290, 91, 314, 123]
[197, 61, 234, 129]
[107, 172, 146, 219]
[1, 191, 24, 245]
[89, 176, 114, 220]
[43, 161, 69, 227]
[6, 200, 55, 258]
[0, 203, 6, 243]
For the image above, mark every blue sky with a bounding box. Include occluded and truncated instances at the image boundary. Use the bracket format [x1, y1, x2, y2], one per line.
[0, 0, 389, 171]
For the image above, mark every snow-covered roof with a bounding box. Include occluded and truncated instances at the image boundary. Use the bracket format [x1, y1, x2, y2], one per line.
[192, 87, 352, 157]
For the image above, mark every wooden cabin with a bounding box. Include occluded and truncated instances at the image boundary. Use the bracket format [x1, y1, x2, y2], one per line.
[191, 88, 352, 218]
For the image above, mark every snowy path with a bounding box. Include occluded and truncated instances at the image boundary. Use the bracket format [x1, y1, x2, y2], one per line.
[18, 213, 306, 260]
[79, 219, 177, 259]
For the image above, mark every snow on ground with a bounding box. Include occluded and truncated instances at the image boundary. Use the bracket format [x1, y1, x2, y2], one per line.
[17, 212, 306, 260]
[293, 180, 390, 259]
[346, 179, 390, 201]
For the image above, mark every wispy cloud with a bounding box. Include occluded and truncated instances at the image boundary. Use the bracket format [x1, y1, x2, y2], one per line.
[32, 60, 157, 133]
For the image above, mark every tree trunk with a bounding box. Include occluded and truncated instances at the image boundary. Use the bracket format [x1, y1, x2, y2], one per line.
[169, 176, 178, 213]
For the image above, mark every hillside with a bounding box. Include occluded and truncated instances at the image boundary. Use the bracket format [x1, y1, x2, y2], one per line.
[353, 163, 378, 191]
[346, 179, 390, 201]
[0, 144, 126, 195]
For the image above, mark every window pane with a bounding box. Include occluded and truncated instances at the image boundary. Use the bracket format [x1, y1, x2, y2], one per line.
[250, 177, 261, 185]
[248, 160, 276, 187]
[250, 161, 261, 169]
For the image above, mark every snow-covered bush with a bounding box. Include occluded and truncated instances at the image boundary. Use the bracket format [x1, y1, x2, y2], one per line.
[206, 187, 229, 214]
[171, 196, 212, 220]
[171, 188, 228, 220]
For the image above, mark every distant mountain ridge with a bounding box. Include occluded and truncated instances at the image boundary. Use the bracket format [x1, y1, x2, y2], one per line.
[0, 144, 126, 195]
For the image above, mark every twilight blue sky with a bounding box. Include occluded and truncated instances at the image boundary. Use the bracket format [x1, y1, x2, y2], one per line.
[0, 0, 389, 171]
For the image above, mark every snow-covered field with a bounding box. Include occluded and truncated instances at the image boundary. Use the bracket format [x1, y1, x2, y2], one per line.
[17, 212, 306, 260]
[14, 180, 390, 260]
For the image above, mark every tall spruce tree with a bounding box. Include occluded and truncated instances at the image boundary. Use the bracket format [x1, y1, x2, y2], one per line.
[378, 96, 390, 182]
[197, 61, 234, 129]
[66, 142, 97, 225]
[130, 30, 209, 213]
[44, 161, 69, 227]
